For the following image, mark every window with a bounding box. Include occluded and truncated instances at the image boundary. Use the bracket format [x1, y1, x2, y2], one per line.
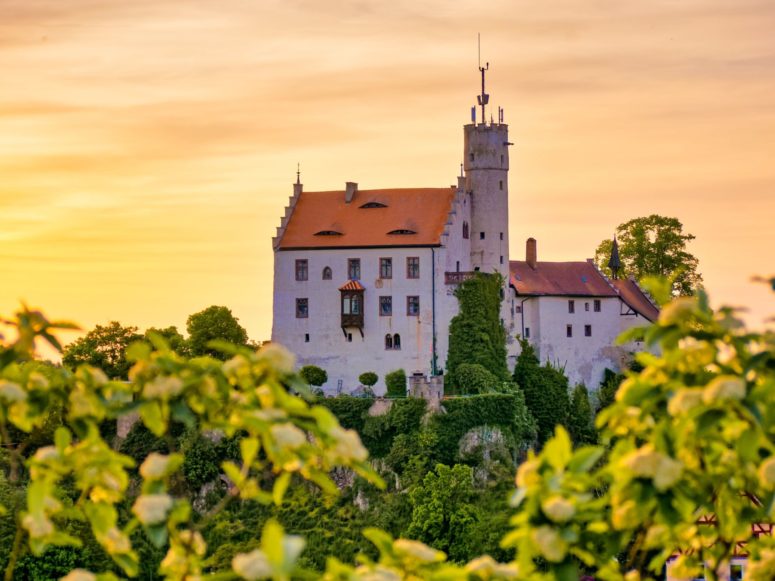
[462, 221, 469, 239]
[295, 259, 308, 281]
[585, 324, 592, 337]
[500, 255, 504, 264]
[393, 333, 401, 349]
[499, 180, 503, 190]
[322, 266, 332, 280]
[594, 299, 601, 312]
[296, 298, 308, 318]
[568, 300, 575, 314]
[730, 564, 743, 581]
[500, 232, 504, 240]
[348, 258, 361, 280]
[515, 305, 522, 314]
[407, 296, 420, 316]
[525, 327, 530, 338]
[566, 324, 573, 338]
[406, 257, 420, 279]
[304, 333, 309, 343]
[380, 258, 392, 279]
[379, 296, 392, 316]
[585, 302, 590, 312]
[456, 260, 460, 272]
[385, 334, 393, 349]
[469, 152, 474, 162]
[342, 294, 361, 315]
[347, 333, 353, 342]
[479, 232, 485, 240]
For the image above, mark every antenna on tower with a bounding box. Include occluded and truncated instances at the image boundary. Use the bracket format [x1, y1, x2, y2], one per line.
[476, 33, 489, 124]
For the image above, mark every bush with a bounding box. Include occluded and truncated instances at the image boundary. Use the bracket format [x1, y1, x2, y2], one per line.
[385, 369, 407, 398]
[358, 372, 378, 387]
[456, 363, 498, 395]
[300, 364, 327, 387]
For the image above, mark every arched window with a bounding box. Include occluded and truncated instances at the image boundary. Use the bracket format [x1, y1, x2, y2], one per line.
[462, 221, 469, 239]
[393, 334, 401, 350]
[385, 334, 393, 350]
[322, 266, 332, 280]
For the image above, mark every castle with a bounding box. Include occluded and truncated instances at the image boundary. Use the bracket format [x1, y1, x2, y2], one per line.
[271, 66, 658, 394]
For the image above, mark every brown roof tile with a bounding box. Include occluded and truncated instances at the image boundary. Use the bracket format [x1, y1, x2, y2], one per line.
[510, 260, 617, 297]
[278, 187, 455, 249]
[611, 278, 660, 322]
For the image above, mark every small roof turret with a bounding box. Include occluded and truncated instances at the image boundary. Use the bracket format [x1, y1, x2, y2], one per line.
[608, 236, 622, 279]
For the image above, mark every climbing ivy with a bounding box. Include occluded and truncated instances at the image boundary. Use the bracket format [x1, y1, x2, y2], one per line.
[446, 273, 509, 389]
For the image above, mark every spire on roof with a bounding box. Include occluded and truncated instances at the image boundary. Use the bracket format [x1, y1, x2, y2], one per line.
[296, 162, 301, 185]
[608, 235, 621, 279]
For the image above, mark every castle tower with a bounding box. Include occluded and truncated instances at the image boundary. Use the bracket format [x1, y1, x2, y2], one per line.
[464, 63, 510, 282]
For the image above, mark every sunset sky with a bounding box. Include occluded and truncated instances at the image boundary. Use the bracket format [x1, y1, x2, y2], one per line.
[2, 0, 773, 350]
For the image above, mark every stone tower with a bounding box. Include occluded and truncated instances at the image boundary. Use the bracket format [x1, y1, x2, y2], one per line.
[464, 76, 510, 282]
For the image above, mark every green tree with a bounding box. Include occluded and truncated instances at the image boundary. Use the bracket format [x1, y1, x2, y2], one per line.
[62, 321, 142, 379]
[595, 214, 702, 296]
[300, 365, 327, 387]
[406, 464, 481, 563]
[567, 384, 596, 445]
[446, 273, 508, 387]
[513, 340, 569, 445]
[455, 363, 498, 395]
[385, 369, 407, 398]
[186, 305, 248, 359]
[145, 326, 188, 356]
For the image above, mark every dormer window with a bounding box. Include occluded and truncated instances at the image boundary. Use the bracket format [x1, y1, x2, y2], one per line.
[387, 229, 417, 235]
[314, 230, 342, 236]
[359, 201, 388, 209]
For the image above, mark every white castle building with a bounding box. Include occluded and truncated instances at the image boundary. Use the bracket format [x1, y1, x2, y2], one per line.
[271, 68, 658, 393]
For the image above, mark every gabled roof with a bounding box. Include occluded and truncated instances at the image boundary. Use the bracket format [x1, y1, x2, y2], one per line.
[339, 279, 365, 291]
[610, 278, 660, 322]
[510, 260, 618, 297]
[278, 187, 455, 249]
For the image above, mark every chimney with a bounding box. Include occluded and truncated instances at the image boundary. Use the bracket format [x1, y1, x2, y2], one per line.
[345, 182, 358, 203]
[526, 237, 537, 270]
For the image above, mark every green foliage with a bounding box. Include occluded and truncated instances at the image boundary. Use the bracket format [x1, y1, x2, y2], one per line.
[567, 384, 596, 446]
[384, 369, 407, 398]
[0, 304, 380, 580]
[358, 372, 378, 387]
[145, 326, 188, 356]
[186, 305, 249, 359]
[429, 394, 535, 467]
[455, 363, 498, 395]
[407, 464, 481, 563]
[513, 340, 570, 445]
[595, 214, 702, 296]
[317, 396, 372, 433]
[299, 365, 327, 387]
[62, 321, 143, 379]
[446, 273, 509, 387]
[181, 431, 220, 491]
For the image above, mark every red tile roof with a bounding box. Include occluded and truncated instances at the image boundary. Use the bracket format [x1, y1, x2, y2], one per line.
[509, 260, 617, 297]
[611, 278, 660, 322]
[278, 187, 455, 249]
[338, 279, 365, 291]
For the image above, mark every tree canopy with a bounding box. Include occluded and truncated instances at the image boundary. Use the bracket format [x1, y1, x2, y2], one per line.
[186, 305, 249, 359]
[594, 214, 702, 296]
[62, 321, 143, 379]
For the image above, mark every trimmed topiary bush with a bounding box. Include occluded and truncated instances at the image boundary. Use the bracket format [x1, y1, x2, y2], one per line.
[300, 364, 327, 387]
[385, 369, 407, 398]
[359, 372, 378, 388]
[456, 363, 498, 395]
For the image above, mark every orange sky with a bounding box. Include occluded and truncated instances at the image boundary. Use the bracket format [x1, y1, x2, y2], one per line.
[2, 0, 773, 350]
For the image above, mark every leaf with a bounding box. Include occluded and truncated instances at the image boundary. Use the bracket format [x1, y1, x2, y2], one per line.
[543, 426, 572, 471]
[240, 437, 260, 467]
[54, 426, 72, 452]
[260, 519, 285, 567]
[139, 401, 165, 436]
[272, 472, 291, 506]
[568, 446, 604, 474]
[125, 341, 151, 362]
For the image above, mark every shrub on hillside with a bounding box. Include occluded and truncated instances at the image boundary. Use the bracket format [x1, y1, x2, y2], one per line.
[385, 369, 407, 398]
[456, 363, 498, 395]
